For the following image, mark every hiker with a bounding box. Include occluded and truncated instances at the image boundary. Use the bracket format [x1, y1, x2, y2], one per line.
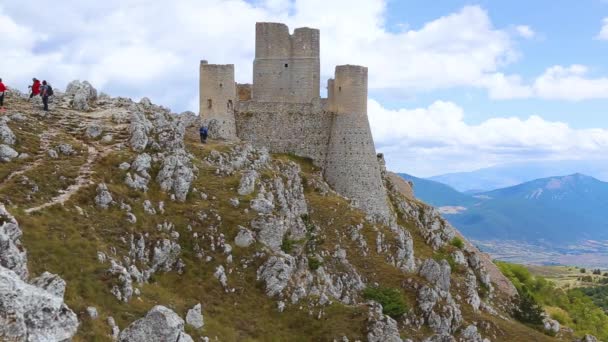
[40, 80, 53, 111]
[199, 125, 209, 144]
[0, 78, 6, 111]
[29, 78, 41, 98]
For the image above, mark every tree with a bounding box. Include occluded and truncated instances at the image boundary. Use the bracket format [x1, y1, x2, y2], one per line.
[514, 291, 544, 325]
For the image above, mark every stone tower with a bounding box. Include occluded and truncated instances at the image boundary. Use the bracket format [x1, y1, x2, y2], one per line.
[199, 61, 237, 140]
[253, 22, 320, 103]
[324, 65, 391, 221]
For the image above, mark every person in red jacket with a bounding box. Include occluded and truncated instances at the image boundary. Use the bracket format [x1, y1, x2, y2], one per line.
[29, 78, 40, 98]
[0, 78, 6, 110]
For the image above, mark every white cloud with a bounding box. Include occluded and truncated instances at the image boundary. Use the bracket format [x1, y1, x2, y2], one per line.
[596, 17, 608, 40]
[0, 1, 524, 111]
[515, 25, 535, 39]
[482, 64, 608, 101]
[368, 99, 608, 176]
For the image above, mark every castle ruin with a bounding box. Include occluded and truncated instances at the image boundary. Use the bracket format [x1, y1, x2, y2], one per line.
[200, 22, 391, 222]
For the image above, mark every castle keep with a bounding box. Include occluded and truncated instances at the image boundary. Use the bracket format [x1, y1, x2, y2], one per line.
[200, 22, 390, 221]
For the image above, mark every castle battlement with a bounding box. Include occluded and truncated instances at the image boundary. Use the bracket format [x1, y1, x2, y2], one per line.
[200, 23, 390, 222]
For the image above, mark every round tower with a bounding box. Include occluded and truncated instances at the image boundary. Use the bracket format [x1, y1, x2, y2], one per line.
[199, 61, 237, 140]
[324, 65, 391, 222]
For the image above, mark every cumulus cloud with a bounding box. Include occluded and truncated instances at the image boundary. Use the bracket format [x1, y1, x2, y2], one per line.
[482, 64, 608, 101]
[596, 17, 608, 40]
[515, 25, 535, 39]
[0, 1, 525, 111]
[368, 99, 608, 176]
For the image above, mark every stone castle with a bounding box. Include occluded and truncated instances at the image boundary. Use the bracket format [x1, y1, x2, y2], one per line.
[199, 22, 390, 221]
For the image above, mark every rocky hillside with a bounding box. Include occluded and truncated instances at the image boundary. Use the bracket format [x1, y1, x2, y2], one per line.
[0, 84, 579, 341]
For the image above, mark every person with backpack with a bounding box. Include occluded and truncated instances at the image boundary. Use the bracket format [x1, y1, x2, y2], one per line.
[0, 78, 6, 111]
[199, 125, 209, 144]
[40, 80, 53, 111]
[29, 78, 41, 98]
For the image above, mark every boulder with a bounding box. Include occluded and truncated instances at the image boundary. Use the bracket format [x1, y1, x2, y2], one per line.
[234, 227, 255, 248]
[0, 144, 18, 162]
[185, 303, 204, 329]
[119, 305, 193, 342]
[0, 266, 79, 342]
[95, 183, 113, 209]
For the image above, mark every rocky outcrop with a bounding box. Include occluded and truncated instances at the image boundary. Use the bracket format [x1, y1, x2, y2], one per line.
[367, 302, 403, 342]
[156, 149, 195, 202]
[65, 80, 98, 111]
[0, 204, 28, 279]
[0, 266, 79, 342]
[257, 253, 295, 297]
[119, 305, 193, 342]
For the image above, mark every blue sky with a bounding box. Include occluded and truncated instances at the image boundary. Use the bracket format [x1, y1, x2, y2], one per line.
[1, 0, 608, 176]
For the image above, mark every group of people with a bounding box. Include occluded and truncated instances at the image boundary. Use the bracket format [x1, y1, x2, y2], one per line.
[0, 77, 53, 112]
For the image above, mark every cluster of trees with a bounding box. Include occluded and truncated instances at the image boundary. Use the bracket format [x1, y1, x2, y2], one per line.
[579, 286, 608, 313]
[497, 261, 608, 339]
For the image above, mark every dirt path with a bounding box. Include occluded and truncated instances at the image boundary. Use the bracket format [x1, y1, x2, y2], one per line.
[24, 143, 112, 214]
[0, 130, 58, 186]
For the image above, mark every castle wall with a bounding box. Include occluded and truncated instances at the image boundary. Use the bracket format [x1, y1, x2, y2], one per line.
[252, 23, 320, 103]
[324, 65, 391, 222]
[199, 61, 237, 139]
[234, 100, 331, 166]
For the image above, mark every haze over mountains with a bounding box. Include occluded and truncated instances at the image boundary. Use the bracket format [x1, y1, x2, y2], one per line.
[401, 172, 608, 248]
[428, 160, 608, 193]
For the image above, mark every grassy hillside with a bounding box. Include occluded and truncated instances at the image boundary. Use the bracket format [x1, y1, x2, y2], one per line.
[0, 93, 569, 341]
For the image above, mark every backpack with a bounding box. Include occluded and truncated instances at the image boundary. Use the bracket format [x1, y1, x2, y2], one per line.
[47, 85, 54, 96]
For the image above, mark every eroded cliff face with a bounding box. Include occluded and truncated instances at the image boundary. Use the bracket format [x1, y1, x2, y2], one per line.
[0, 85, 557, 341]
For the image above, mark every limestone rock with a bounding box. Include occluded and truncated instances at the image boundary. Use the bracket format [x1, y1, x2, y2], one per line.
[185, 303, 204, 329]
[366, 301, 403, 342]
[56, 143, 75, 156]
[85, 124, 104, 139]
[234, 227, 255, 248]
[460, 325, 484, 342]
[143, 200, 156, 215]
[214, 265, 228, 288]
[250, 195, 274, 214]
[30, 271, 66, 298]
[419, 259, 451, 293]
[87, 306, 98, 320]
[66, 80, 97, 111]
[0, 121, 16, 145]
[464, 270, 481, 312]
[0, 144, 18, 162]
[543, 317, 560, 334]
[0, 266, 79, 341]
[119, 305, 193, 342]
[129, 111, 151, 152]
[256, 253, 295, 297]
[238, 170, 258, 195]
[0, 204, 28, 279]
[95, 183, 113, 209]
[47, 149, 59, 159]
[156, 149, 195, 202]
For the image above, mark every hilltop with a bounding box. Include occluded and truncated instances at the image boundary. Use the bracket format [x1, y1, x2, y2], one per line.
[0, 85, 583, 341]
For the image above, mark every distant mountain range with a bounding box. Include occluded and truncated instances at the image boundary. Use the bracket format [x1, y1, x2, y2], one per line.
[400, 172, 608, 246]
[428, 160, 608, 193]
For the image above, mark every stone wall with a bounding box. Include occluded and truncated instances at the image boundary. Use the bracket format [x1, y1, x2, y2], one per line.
[199, 61, 237, 139]
[324, 65, 391, 222]
[252, 23, 320, 103]
[235, 100, 331, 166]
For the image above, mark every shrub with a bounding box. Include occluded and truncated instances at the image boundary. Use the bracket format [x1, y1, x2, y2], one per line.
[281, 236, 296, 254]
[308, 257, 323, 271]
[363, 286, 408, 318]
[450, 237, 464, 249]
[514, 291, 544, 325]
[580, 268, 587, 274]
